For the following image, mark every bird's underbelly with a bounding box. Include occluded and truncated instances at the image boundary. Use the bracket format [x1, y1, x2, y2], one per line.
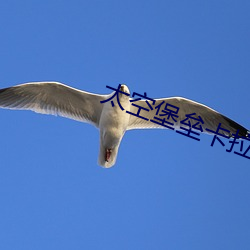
[100, 116, 128, 146]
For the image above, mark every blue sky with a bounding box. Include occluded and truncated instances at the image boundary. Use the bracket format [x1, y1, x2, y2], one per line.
[0, 1, 249, 249]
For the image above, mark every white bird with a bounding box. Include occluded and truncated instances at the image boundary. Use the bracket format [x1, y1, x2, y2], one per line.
[0, 82, 248, 168]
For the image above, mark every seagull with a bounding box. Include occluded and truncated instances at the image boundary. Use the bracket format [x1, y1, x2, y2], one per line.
[0, 82, 248, 168]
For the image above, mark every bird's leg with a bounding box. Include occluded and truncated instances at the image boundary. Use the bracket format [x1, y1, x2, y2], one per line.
[105, 149, 112, 162]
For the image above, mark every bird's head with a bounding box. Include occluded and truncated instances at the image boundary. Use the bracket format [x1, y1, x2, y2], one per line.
[120, 84, 130, 96]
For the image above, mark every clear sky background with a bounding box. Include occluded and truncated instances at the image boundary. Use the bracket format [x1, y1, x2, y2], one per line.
[0, 1, 249, 249]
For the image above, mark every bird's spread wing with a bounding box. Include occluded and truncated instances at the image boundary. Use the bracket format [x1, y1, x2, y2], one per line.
[0, 82, 107, 127]
[127, 97, 248, 137]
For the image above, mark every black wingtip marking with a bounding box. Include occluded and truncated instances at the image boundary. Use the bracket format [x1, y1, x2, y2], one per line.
[222, 114, 248, 137]
[0, 88, 9, 94]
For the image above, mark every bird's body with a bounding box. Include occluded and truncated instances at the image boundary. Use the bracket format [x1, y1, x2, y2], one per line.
[98, 87, 130, 167]
[0, 82, 248, 168]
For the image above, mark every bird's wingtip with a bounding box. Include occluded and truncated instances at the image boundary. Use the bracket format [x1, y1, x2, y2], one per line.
[0, 88, 8, 94]
[222, 114, 249, 137]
